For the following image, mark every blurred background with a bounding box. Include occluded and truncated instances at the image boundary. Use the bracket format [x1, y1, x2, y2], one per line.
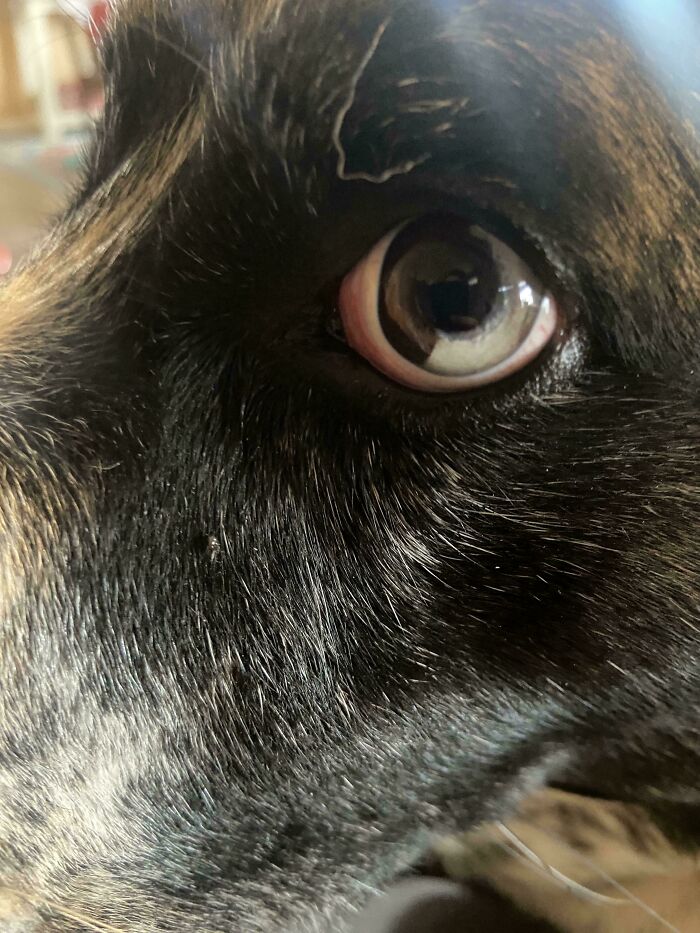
[0, 0, 107, 276]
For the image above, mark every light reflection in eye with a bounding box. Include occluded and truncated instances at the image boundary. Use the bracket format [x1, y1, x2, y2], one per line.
[519, 283, 535, 305]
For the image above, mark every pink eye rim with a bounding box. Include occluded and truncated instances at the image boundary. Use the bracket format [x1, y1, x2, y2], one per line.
[338, 215, 560, 394]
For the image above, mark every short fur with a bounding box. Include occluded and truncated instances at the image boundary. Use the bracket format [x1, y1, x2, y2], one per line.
[0, 0, 698, 930]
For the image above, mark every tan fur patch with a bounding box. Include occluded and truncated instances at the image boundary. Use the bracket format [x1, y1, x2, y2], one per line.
[436, 788, 700, 932]
[0, 104, 204, 354]
[563, 35, 700, 302]
[0, 889, 39, 928]
[0, 103, 204, 622]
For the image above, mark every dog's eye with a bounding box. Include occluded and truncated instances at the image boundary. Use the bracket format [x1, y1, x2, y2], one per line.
[338, 214, 558, 392]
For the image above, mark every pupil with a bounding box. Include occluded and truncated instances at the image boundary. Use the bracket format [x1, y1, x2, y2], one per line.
[378, 218, 501, 366]
[415, 270, 484, 333]
[416, 272, 478, 333]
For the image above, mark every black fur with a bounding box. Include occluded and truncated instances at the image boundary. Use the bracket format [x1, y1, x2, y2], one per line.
[0, 1, 698, 930]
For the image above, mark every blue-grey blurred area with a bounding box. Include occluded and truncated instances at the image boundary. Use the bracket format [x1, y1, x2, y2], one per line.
[613, 0, 700, 126]
[351, 877, 556, 932]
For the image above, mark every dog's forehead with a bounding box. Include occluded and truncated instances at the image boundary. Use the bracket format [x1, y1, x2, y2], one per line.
[109, 0, 700, 93]
[104, 0, 699, 184]
[107, 0, 700, 152]
[99, 0, 700, 367]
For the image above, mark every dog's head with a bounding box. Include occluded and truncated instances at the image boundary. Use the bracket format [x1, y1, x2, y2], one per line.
[0, 1, 698, 930]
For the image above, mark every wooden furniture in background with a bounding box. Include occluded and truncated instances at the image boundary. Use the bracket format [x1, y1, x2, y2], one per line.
[0, 0, 100, 141]
[0, 0, 34, 131]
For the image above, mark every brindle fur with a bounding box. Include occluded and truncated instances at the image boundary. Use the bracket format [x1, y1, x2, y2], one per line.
[0, 0, 698, 930]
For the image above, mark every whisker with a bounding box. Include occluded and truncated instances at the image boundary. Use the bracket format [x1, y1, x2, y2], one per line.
[496, 823, 628, 906]
[2, 887, 129, 933]
[496, 822, 682, 933]
[46, 906, 131, 933]
[2, 887, 136, 933]
[4, 887, 221, 933]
